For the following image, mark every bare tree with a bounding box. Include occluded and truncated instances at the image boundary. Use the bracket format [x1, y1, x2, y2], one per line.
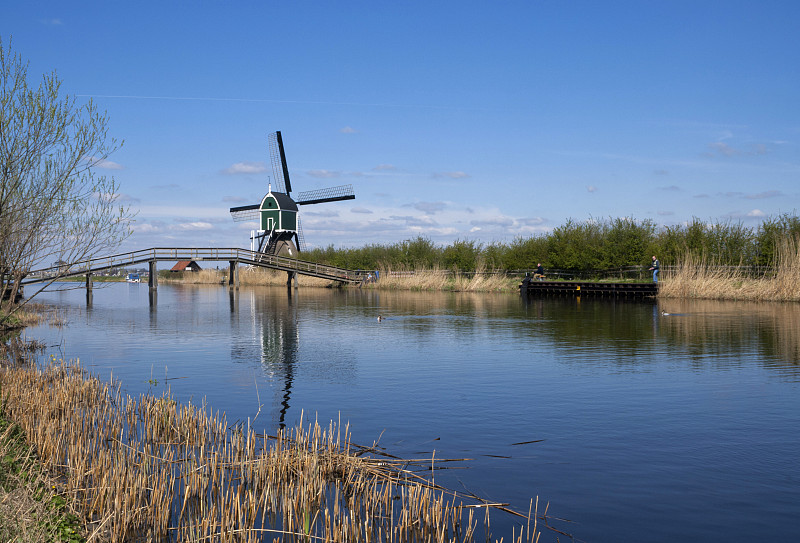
[0, 37, 133, 326]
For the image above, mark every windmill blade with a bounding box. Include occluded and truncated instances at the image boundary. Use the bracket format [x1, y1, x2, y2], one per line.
[229, 204, 260, 222]
[268, 131, 292, 195]
[296, 184, 356, 206]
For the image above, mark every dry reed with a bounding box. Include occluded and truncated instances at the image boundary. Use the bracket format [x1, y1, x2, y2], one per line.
[369, 265, 518, 293]
[0, 358, 549, 542]
[164, 268, 333, 288]
[659, 236, 800, 301]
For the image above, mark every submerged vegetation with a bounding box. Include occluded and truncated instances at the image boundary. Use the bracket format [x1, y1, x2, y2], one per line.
[0, 357, 550, 542]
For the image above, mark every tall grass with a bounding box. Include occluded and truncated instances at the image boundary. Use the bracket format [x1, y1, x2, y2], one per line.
[659, 235, 800, 301]
[163, 268, 333, 288]
[368, 266, 518, 292]
[0, 358, 549, 542]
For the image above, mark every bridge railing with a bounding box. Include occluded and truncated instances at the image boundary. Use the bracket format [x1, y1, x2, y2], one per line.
[24, 248, 368, 284]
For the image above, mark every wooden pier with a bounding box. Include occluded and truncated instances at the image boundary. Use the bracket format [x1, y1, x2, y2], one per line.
[520, 279, 658, 298]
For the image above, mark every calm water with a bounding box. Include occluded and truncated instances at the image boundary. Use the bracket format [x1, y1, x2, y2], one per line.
[26, 282, 800, 542]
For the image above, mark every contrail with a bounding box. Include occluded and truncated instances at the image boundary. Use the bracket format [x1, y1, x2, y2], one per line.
[76, 94, 476, 110]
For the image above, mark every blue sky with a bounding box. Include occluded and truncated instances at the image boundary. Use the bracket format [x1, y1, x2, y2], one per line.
[4, 1, 799, 253]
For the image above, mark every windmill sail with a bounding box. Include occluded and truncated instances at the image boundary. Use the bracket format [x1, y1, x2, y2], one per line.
[296, 184, 356, 206]
[229, 203, 260, 222]
[268, 131, 292, 195]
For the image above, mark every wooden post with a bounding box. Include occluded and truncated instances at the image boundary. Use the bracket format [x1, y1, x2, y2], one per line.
[149, 261, 158, 290]
[85, 272, 93, 291]
[229, 260, 239, 290]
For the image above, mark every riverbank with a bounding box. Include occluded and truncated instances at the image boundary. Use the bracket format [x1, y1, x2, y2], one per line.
[163, 267, 522, 292]
[0, 357, 544, 542]
[0, 409, 84, 542]
[161, 237, 800, 301]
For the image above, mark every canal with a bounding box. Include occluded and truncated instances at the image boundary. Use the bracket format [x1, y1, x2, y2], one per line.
[27, 282, 800, 542]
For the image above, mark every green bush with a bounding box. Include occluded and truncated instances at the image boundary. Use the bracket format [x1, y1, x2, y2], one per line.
[300, 214, 800, 275]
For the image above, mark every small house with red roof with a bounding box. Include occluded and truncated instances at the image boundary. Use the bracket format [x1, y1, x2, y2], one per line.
[170, 260, 202, 272]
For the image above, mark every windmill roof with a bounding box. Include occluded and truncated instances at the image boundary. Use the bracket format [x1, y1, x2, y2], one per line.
[262, 191, 298, 211]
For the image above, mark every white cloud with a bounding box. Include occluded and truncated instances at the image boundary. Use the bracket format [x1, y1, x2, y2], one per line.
[96, 158, 123, 170]
[304, 209, 339, 218]
[434, 171, 470, 179]
[84, 156, 123, 170]
[373, 164, 397, 172]
[518, 217, 545, 226]
[351, 207, 373, 214]
[413, 201, 446, 214]
[174, 221, 214, 231]
[744, 190, 783, 200]
[307, 169, 340, 178]
[470, 217, 514, 228]
[586, 185, 597, 193]
[747, 209, 765, 217]
[115, 193, 141, 204]
[707, 141, 769, 158]
[222, 161, 267, 175]
[340, 126, 357, 134]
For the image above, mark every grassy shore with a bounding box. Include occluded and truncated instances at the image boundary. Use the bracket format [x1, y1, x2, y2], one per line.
[0, 357, 546, 543]
[0, 411, 85, 542]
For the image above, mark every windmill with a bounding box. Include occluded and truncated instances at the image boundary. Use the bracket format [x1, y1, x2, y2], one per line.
[229, 131, 355, 257]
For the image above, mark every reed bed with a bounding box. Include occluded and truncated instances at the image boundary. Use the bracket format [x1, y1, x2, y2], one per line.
[166, 266, 519, 293]
[369, 266, 518, 293]
[659, 236, 800, 301]
[164, 268, 333, 288]
[0, 359, 548, 542]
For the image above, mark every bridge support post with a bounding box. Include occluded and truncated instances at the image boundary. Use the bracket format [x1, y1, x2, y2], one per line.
[286, 271, 297, 288]
[149, 261, 158, 290]
[228, 261, 239, 290]
[85, 272, 93, 292]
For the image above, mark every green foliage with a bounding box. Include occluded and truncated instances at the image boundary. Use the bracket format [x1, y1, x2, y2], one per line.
[0, 37, 133, 325]
[652, 218, 758, 265]
[754, 212, 800, 266]
[547, 219, 605, 270]
[300, 214, 800, 275]
[603, 217, 656, 269]
[441, 239, 483, 271]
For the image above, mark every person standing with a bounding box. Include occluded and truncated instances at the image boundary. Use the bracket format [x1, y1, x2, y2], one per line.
[649, 255, 660, 283]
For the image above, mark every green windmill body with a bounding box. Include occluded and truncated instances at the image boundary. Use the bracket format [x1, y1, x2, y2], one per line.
[259, 190, 298, 233]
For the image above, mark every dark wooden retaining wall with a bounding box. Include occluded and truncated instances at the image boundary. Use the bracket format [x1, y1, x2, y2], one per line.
[520, 280, 658, 298]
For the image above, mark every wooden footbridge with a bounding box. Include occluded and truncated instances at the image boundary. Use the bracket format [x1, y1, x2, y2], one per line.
[20, 248, 370, 290]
